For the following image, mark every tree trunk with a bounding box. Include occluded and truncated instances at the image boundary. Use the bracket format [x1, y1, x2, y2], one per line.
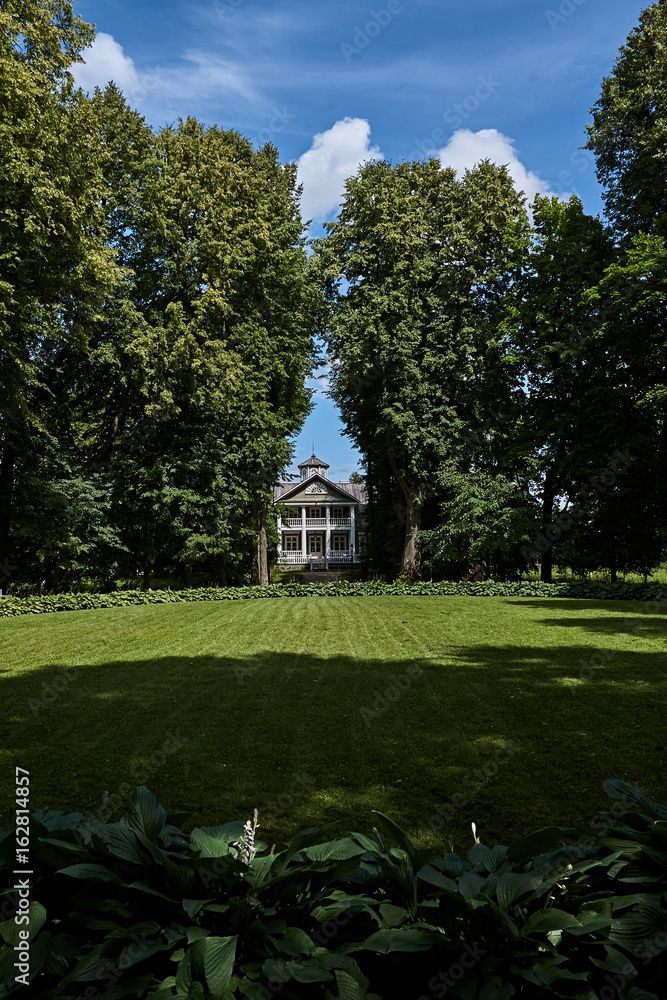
[387, 448, 422, 581]
[46, 558, 60, 594]
[141, 558, 151, 591]
[251, 503, 269, 586]
[218, 554, 227, 588]
[610, 544, 617, 584]
[184, 563, 193, 588]
[540, 477, 557, 583]
[0, 442, 16, 573]
[400, 492, 422, 581]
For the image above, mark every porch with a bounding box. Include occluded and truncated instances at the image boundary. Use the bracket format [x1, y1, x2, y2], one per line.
[277, 549, 359, 567]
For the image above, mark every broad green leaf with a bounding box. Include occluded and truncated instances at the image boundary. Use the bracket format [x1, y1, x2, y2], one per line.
[303, 839, 366, 862]
[189, 935, 237, 999]
[493, 872, 544, 909]
[0, 902, 46, 945]
[58, 863, 120, 883]
[359, 927, 441, 953]
[526, 909, 583, 933]
[603, 780, 667, 820]
[121, 787, 168, 840]
[371, 812, 415, 861]
[417, 864, 457, 892]
[506, 827, 569, 862]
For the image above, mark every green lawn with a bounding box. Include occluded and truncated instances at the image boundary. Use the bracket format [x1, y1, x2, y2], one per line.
[1, 596, 665, 850]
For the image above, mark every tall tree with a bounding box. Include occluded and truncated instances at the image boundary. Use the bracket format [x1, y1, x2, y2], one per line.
[502, 196, 624, 581]
[585, 2, 667, 570]
[84, 117, 313, 588]
[0, 2, 119, 578]
[585, 0, 667, 240]
[316, 157, 527, 579]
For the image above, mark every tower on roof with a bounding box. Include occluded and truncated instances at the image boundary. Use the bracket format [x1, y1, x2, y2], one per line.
[298, 451, 329, 481]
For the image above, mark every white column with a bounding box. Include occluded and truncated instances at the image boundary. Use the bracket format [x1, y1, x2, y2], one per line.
[301, 506, 307, 558]
[350, 506, 356, 560]
[325, 506, 330, 568]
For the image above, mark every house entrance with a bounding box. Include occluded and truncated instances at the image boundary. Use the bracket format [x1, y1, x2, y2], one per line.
[309, 535, 323, 554]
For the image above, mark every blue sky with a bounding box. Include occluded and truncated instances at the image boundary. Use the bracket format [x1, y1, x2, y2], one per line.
[72, 0, 648, 481]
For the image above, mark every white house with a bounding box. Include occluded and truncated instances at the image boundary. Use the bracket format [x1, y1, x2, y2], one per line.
[273, 453, 367, 569]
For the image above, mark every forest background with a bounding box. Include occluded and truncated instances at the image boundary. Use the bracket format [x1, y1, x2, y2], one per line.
[1, 0, 665, 591]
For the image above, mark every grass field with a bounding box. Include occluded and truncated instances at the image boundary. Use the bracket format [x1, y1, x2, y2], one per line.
[1, 596, 665, 850]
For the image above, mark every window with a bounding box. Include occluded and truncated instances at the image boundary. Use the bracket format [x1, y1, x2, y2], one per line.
[284, 536, 300, 551]
[332, 507, 350, 519]
[332, 534, 347, 551]
[308, 507, 323, 518]
[309, 535, 322, 553]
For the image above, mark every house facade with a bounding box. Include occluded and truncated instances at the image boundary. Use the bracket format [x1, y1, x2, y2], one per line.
[273, 453, 367, 569]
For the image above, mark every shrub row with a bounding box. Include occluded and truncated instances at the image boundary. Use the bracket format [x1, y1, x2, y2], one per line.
[0, 580, 666, 619]
[1, 781, 666, 998]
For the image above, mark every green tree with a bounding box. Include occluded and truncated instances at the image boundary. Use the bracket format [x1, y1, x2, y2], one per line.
[84, 117, 313, 588]
[585, 0, 667, 240]
[0, 2, 119, 578]
[316, 157, 527, 579]
[420, 470, 538, 579]
[502, 195, 624, 581]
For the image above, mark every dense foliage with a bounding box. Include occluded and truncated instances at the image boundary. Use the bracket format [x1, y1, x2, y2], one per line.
[2, 1, 666, 590]
[315, 2, 667, 584]
[0, 5, 314, 595]
[0, 580, 665, 619]
[1, 782, 666, 998]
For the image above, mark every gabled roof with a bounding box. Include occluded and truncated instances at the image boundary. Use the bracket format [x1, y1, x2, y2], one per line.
[273, 473, 365, 505]
[298, 452, 329, 469]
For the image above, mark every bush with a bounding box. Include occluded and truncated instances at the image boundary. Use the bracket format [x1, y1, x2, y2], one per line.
[0, 580, 665, 619]
[1, 782, 666, 998]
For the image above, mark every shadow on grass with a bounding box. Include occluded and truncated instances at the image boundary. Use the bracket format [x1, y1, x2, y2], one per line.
[1, 644, 665, 851]
[507, 599, 667, 613]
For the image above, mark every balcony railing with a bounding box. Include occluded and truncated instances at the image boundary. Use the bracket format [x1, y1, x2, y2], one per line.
[282, 517, 352, 528]
[277, 550, 358, 565]
[279, 551, 306, 563]
[328, 550, 354, 562]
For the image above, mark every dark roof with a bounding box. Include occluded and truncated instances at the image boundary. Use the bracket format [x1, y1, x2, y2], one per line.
[273, 476, 367, 506]
[298, 453, 329, 469]
[337, 481, 367, 504]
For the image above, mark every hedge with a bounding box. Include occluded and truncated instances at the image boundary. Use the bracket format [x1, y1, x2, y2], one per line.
[0, 580, 666, 619]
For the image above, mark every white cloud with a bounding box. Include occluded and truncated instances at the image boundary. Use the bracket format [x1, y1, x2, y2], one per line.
[72, 33, 140, 96]
[296, 118, 383, 223]
[437, 128, 559, 204]
[72, 33, 257, 114]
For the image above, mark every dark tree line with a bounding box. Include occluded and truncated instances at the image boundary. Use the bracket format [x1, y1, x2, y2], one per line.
[2, 1, 665, 591]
